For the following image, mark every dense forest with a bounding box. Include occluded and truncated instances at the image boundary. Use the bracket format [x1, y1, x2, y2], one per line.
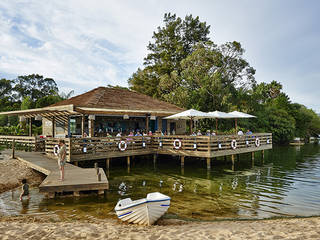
[1, 13, 320, 144]
[128, 13, 320, 144]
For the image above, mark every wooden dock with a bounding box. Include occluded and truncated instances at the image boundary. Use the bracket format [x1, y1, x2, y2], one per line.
[4, 150, 109, 198]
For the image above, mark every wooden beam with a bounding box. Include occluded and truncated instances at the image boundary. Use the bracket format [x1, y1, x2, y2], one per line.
[146, 114, 149, 132]
[29, 118, 32, 136]
[52, 117, 55, 138]
[81, 115, 85, 137]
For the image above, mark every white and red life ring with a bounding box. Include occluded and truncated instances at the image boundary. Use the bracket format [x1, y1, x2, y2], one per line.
[53, 144, 60, 156]
[173, 139, 182, 150]
[255, 138, 261, 147]
[231, 139, 237, 149]
[118, 141, 127, 151]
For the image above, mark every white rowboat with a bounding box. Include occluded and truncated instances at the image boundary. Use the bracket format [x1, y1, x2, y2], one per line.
[114, 192, 171, 226]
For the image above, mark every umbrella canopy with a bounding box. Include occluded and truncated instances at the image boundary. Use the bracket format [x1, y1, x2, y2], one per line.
[164, 109, 211, 134]
[228, 111, 256, 133]
[207, 111, 236, 132]
[164, 109, 211, 120]
[228, 111, 256, 118]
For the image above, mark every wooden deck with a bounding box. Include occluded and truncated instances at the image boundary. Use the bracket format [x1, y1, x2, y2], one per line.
[3, 150, 109, 198]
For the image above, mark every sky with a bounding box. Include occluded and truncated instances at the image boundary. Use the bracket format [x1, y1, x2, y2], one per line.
[0, 0, 319, 112]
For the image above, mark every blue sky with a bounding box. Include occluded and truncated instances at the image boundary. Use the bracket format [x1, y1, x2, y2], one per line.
[0, 0, 319, 112]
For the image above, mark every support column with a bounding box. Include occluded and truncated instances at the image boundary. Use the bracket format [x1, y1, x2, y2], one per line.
[181, 156, 185, 167]
[231, 155, 235, 171]
[206, 157, 211, 170]
[52, 117, 55, 138]
[146, 114, 149, 132]
[262, 150, 265, 164]
[89, 119, 95, 137]
[127, 156, 131, 167]
[74, 161, 78, 167]
[29, 118, 32, 136]
[236, 154, 240, 162]
[106, 158, 110, 169]
[81, 115, 85, 137]
[153, 154, 157, 165]
[251, 152, 255, 167]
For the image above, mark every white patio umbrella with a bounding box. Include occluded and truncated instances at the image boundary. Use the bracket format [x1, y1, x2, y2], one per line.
[228, 111, 256, 133]
[207, 111, 235, 132]
[164, 109, 211, 134]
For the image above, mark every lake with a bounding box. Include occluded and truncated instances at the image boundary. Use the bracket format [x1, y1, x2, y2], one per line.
[1, 144, 320, 221]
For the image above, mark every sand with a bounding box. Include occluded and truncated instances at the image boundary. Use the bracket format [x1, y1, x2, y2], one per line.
[0, 153, 45, 194]
[0, 214, 320, 240]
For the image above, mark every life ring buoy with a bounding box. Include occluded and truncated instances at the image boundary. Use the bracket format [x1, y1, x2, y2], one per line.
[218, 143, 222, 149]
[118, 141, 127, 151]
[193, 143, 197, 149]
[255, 138, 261, 147]
[173, 139, 182, 150]
[54, 144, 60, 156]
[142, 142, 146, 148]
[231, 139, 237, 149]
[267, 139, 270, 144]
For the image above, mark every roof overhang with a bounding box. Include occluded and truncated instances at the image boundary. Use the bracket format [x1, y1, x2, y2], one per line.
[0, 105, 76, 124]
[75, 107, 181, 117]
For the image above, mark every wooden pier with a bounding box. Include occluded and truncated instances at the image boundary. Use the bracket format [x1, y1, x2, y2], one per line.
[5, 150, 109, 198]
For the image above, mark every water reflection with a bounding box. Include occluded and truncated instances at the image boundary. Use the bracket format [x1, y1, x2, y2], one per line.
[1, 144, 320, 220]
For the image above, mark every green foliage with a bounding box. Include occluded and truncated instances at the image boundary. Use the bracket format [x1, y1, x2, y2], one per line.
[128, 12, 320, 144]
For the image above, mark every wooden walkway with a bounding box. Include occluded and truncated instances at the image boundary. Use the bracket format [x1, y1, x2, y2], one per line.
[3, 150, 109, 198]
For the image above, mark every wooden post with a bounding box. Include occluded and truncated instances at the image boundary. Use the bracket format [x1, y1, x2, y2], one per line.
[146, 114, 149, 132]
[251, 152, 255, 167]
[81, 115, 85, 137]
[106, 158, 110, 169]
[74, 161, 78, 167]
[206, 157, 211, 170]
[29, 118, 32, 136]
[89, 119, 94, 137]
[262, 150, 265, 159]
[153, 154, 157, 165]
[127, 156, 130, 167]
[231, 155, 235, 165]
[73, 191, 80, 197]
[181, 156, 185, 167]
[12, 139, 15, 159]
[52, 117, 55, 138]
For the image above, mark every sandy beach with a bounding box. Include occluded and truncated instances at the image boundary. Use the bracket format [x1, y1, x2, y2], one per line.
[1, 153, 320, 239]
[0, 214, 320, 240]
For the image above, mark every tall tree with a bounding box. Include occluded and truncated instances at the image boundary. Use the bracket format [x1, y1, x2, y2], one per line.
[129, 13, 211, 98]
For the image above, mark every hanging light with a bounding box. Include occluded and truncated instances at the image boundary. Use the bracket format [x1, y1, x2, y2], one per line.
[35, 115, 42, 121]
[88, 115, 95, 120]
[19, 116, 26, 122]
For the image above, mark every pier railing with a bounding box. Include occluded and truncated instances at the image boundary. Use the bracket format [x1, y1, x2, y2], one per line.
[2, 133, 272, 162]
[0, 135, 45, 152]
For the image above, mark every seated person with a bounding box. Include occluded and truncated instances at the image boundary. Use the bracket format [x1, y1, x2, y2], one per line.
[135, 131, 142, 136]
[237, 130, 244, 135]
[148, 131, 153, 136]
[211, 131, 216, 136]
[197, 130, 202, 136]
[246, 129, 253, 135]
[206, 130, 211, 136]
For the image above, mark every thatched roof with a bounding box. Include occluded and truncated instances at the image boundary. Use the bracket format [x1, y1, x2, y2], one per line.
[50, 87, 184, 115]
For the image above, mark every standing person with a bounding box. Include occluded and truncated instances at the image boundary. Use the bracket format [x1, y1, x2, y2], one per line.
[19, 179, 29, 201]
[58, 139, 66, 181]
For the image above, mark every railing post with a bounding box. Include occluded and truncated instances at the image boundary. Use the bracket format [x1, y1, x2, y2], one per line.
[12, 139, 15, 159]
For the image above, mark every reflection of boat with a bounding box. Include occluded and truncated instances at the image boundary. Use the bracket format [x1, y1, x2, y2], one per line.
[115, 192, 170, 226]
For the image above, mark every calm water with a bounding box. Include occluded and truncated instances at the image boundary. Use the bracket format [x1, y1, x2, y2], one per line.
[1, 144, 320, 220]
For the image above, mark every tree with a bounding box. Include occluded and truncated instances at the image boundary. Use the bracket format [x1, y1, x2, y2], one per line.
[13, 74, 58, 104]
[129, 13, 211, 98]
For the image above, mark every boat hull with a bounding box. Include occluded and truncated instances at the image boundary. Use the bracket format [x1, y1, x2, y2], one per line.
[115, 192, 170, 225]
